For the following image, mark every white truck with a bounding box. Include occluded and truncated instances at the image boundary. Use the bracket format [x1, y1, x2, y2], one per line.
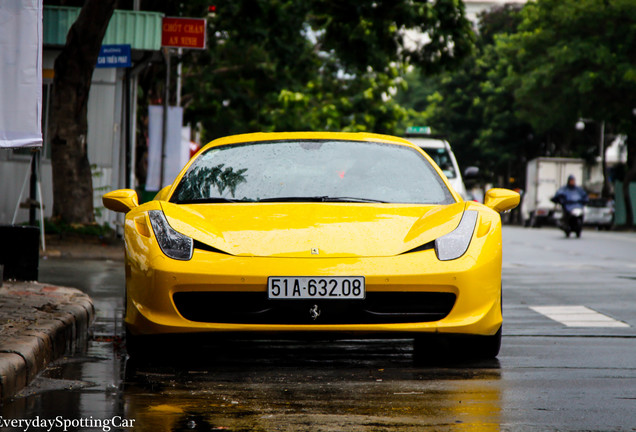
[522, 157, 585, 227]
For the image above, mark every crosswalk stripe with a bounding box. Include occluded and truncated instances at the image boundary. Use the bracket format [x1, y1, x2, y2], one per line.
[529, 305, 630, 328]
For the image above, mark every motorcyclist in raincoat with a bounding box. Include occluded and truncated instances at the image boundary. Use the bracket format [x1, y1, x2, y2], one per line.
[551, 175, 589, 238]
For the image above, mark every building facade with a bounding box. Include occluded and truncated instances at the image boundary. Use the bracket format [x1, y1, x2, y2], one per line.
[0, 6, 162, 229]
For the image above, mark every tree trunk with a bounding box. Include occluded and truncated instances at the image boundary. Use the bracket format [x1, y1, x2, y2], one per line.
[49, 0, 117, 224]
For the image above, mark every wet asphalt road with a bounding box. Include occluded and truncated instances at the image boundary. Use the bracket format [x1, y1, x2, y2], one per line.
[2, 226, 636, 431]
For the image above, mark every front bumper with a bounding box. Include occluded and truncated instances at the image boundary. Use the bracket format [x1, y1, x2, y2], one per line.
[125, 239, 503, 338]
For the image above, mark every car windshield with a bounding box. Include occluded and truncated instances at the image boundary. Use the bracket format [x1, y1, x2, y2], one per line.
[420, 147, 457, 179]
[170, 140, 454, 205]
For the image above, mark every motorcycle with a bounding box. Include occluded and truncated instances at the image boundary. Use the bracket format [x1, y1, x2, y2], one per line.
[559, 206, 584, 238]
[551, 177, 588, 238]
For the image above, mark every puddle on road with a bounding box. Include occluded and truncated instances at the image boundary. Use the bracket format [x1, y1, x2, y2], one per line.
[120, 340, 501, 431]
[2, 335, 502, 432]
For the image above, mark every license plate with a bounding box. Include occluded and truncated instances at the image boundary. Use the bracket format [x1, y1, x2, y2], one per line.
[267, 277, 365, 300]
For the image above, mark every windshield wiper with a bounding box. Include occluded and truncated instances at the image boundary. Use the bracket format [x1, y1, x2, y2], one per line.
[257, 196, 326, 202]
[257, 196, 387, 203]
[177, 197, 247, 204]
[322, 196, 387, 203]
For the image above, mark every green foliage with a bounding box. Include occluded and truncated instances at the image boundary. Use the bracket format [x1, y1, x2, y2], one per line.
[176, 0, 473, 141]
[398, 5, 534, 184]
[182, 0, 316, 138]
[397, 1, 636, 187]
[308, 0, 474, 74]
[502, 0, 636, 134]
[268, 66, 411, 134]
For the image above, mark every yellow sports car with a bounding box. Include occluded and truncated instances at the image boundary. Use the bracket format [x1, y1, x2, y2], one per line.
[103, 132, 519, 359]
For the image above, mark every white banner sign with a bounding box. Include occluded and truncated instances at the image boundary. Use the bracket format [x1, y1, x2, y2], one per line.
[0, 0, 43, 148]
[146, 105, 186, 191]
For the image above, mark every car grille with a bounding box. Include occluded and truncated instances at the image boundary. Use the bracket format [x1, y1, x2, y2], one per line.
[172, 292, 456, 325]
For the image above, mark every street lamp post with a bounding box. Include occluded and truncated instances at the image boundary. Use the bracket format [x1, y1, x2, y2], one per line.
[576, 119, 610, 198]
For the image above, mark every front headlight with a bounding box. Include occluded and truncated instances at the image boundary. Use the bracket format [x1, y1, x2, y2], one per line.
[148, 210, 193, 260]
[435, 210, 478, 261]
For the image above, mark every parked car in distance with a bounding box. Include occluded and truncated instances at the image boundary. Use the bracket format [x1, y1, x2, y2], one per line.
[584, 197, 614, 230]
[404, 128, 478, 200]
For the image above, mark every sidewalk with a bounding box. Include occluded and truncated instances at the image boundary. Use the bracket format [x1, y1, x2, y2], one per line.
[0, 281, 94, 401]
[40, 234, 125, 261]
[0, 235, 103, 401]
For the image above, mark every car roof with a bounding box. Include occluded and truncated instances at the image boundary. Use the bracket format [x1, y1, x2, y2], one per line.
[404, 137, 448, 149]
[201, 131, 416, 151]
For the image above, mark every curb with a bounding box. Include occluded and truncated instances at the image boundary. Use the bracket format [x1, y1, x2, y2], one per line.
[0, 282, 94, 401]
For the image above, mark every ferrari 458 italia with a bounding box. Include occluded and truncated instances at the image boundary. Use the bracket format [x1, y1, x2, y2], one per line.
[103, 132, 519, 359]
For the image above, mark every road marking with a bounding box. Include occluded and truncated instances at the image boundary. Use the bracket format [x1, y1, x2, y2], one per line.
[530, 305, 630, 328]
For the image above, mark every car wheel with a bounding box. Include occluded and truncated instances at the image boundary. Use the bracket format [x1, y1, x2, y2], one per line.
[125, 328, 153, 359]
[413, 333, 452, 364]
[464, 326, 502, 359]
[413, 327, 502, 364]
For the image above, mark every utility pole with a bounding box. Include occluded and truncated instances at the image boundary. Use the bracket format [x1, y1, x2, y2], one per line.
[160, 48, 170, 188]
[176, 48, 183, 107]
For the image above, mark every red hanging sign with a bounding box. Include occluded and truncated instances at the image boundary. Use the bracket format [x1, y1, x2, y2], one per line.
[162, 17, 207, 49]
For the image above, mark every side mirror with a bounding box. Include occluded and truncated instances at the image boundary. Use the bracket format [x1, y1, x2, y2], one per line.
[463, 166, 480, 179]
[102, 189, 139, 213]
[484, 188, 520, 213]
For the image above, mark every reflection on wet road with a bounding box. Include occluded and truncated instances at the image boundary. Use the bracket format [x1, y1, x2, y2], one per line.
[3, 333, 503, 431]
[123, 340, 501, 432]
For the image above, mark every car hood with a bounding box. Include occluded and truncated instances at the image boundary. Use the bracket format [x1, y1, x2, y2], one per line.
[160, 201, 467, 258]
